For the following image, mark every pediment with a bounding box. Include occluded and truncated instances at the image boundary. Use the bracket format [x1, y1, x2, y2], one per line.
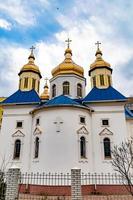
[99, 128, 113, 136]
[77, 126, 89, 135]
[12, 130, 25, 137]
[33, 126, 42, 135]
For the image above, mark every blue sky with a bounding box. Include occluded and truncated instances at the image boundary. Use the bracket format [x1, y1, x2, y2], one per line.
[0, 0, 133, 96]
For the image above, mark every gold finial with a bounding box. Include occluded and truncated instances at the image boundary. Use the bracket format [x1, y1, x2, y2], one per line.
[40, 78, 49, 100]
[44, 77, 48, 87]
[95, 41, 102, 56]
[29, 45, 35, 60]
[95, 41, 101, 50]
[65, 38, 72, 48]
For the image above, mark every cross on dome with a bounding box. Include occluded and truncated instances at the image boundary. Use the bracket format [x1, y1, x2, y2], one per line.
[65, 38, 72, 48]
[45, 77, 48, 85]
[30, 45, 35, 54]
[95, 41, 101, 50]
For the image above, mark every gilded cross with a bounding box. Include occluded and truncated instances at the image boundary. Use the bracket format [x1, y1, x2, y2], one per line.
[95, 41, 101, 49]
[30, 46, 35, 53]
[65, 38, 72, 48]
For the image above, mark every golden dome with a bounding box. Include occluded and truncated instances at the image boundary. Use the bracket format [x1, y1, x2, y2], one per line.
[90, 48, 111, 69]
[18, 49, 42, 78]
[51, 48, 84, 77]
[40, 79, 49, 100]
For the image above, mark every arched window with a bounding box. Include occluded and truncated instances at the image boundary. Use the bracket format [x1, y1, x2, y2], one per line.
[24, 77, 28, 88]
[100, 75, 104, 86]
[77, 83, 82, 97]
[34, 137, 39, 158]
[32, 78, 36, 89]
[103, 138, 111, 158]
[14, 139, 21, 159]
[92, 76, 96, 87]
[19, 79, 22, 89]
[63, 81, 70, 95]
[37, 81, 40, 93]
[108, 76, 111, 86]
[52, 84, 56, 97]
[80, 136, 86, 158]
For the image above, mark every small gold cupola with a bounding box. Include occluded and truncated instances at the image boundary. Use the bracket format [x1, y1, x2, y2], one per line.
[18, 46, 42, 94]
[89, 41, 113, 89]
[51, 38, 84, 77]
[40, 78, 49, 100]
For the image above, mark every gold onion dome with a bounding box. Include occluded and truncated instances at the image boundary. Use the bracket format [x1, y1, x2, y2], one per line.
[90, 47, 111, 69]
[51, 47, 84, 77]
[18, 47, 42, 78]
[40, 79, 49, 100]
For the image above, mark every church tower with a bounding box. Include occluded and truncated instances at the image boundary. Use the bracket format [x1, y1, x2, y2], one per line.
[50, 38, 86, 99]
[40, 78, 49, 101]
[89, 42, 112, 89]
[18, 46, 42, 94]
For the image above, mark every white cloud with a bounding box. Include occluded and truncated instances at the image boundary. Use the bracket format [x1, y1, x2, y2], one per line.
[0, 0, 49, 26]
[0, 19, 12, 30]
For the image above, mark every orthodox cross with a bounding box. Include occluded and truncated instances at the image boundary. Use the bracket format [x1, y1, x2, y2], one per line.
[65, 38, 72, 48]
[45, 77, 48, 85]
[95, 41, 101, 49]
[54, 117, 63, 133]
[30, 45, 35, 54]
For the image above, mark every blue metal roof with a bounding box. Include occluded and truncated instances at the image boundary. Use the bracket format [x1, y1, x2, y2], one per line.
[2, 89, 41, 105]
[83, 86, 127, 102]
[45, 95, 80, 106]
[125, 107, 133, 119]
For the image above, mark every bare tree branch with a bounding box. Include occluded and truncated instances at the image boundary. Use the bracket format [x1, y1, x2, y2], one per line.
[111, 138, 133, 196]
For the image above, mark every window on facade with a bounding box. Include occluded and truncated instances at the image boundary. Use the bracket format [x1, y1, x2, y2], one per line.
[103, 138, 111, 158]
[32, 78, 36, 89]
[19, 79, 22, 89]
[80, 136, 86, 158]
[52, 84, 56, 97]
[16, 121, 23, 128]
[36, 118, 40, 126]
[92, 76, 96, 87]
[77, 83, 82, 97]
[100, 75, 104, 86]
[24, 78, 28, 88]
[63, 81, 70, 95]
[102, 119, 109, 126]
[108, 76, 111, 86]
[37, 81, 40, 93]
[80, 117, 85, 124]
[34, 137, 39, 158]
[14, 139, 21, 159]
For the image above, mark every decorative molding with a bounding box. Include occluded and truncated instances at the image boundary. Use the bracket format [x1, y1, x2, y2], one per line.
[77, 126, 89, 135]
[12, 130, 25, 137]
[99, 128, 113, 136]
[33, 126, 42, 135]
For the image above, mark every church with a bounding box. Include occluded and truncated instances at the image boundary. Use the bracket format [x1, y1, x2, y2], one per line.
[0, 40, 133, 173]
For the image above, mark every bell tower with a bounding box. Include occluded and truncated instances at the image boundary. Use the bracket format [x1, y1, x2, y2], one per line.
[89, 42, 113, 89]
[18, 46, 42, 94]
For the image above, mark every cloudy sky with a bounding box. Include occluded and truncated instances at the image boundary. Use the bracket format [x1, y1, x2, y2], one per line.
[0, 0, 133, 97]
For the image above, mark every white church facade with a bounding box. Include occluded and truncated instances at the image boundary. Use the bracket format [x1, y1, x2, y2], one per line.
[0, 41, 133, 174]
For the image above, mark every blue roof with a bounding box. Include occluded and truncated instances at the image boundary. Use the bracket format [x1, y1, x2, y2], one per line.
[2, 89, 41, 105]
[44, 95, 80, 106]
[83, 86, 127, 102]
[125, 107, 133, 119]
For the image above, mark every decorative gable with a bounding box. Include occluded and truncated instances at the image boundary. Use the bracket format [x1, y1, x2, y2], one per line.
[33, 126, 42, 135]
[12, 130, 25, 137]
[77, 126, 89, 135]
[99, 128, 113, 136]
